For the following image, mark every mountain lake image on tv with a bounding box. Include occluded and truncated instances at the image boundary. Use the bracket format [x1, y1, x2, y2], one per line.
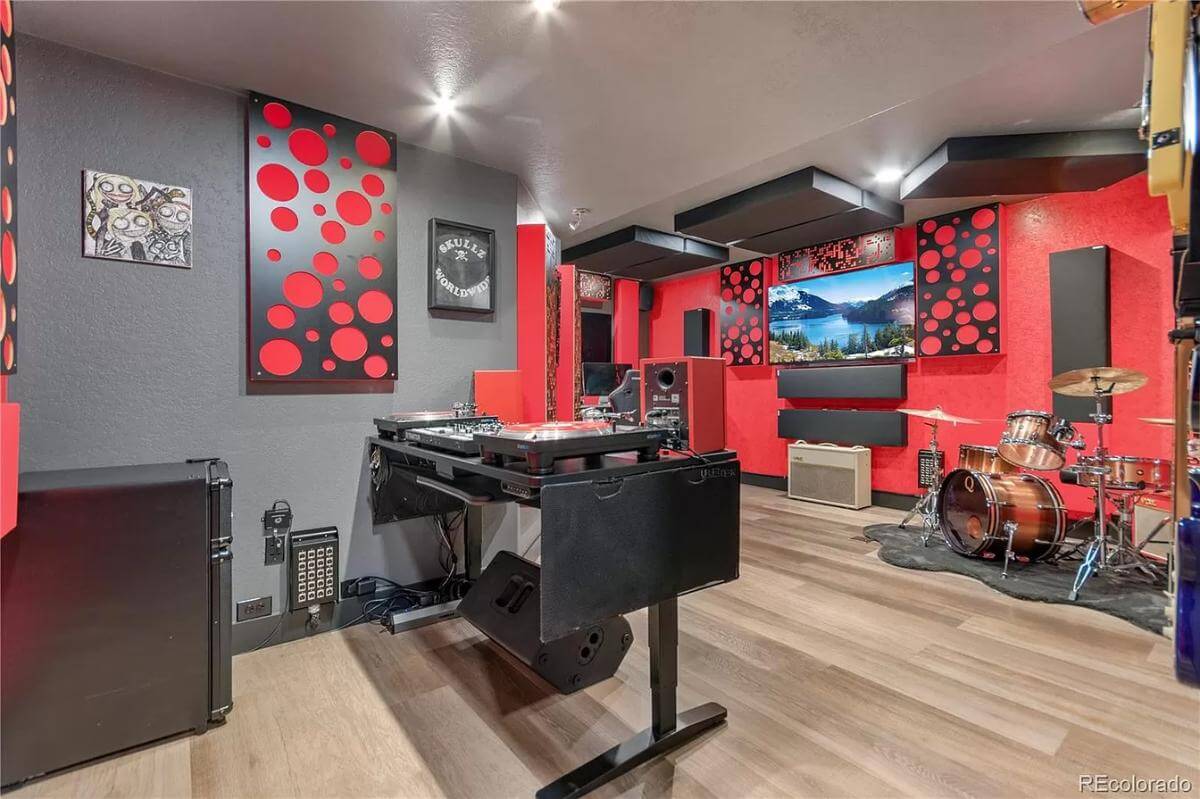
[768, 261, 915, 365]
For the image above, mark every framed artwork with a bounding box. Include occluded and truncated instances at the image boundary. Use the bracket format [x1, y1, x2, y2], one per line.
[577, 271, 612, 302]
[246, 91, 398, 381]
[81, 170, 192, 268]
[428, 218, 495, 314]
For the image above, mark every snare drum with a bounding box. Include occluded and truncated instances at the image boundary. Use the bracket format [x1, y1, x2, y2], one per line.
[958, 444, 1019, 474]
[997, 410, 1074, 471]
[1074, 455, 1173, 492]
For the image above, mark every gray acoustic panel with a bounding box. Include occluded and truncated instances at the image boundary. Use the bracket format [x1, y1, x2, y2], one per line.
[776, 363, 906, 399]
[777, 409, 907, 447]
[562, 226, 727, 280]
[901, 130, 1145, 200]
[1050, 246, 1111, 423]
[674, 167, 902, 255]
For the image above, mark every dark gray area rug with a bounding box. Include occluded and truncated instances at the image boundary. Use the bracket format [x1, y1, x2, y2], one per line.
[863, 523, 1169, 635]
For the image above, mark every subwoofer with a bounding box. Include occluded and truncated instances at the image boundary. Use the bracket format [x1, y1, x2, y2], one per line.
[457, 551, 632, 694]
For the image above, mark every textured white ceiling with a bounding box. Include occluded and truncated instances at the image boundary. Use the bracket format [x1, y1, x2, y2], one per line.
[21, 1, 1146, 254]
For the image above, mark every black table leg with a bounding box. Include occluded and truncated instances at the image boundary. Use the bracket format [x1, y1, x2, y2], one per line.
[535, 598, 728, 799]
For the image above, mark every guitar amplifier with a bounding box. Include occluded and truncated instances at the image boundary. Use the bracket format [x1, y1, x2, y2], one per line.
[787, 441, 871, 509]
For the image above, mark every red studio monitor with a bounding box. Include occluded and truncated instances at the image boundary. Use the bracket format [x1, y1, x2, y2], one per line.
[640, 356, 726, 454]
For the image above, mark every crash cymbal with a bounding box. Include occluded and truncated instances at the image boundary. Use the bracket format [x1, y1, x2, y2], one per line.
[1139, 416, 1176, 426]
[898, 407, 979, 424]
[1048, 366, 1148, 397]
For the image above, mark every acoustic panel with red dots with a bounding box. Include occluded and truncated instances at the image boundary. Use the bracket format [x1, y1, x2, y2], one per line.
[247, 92, 397, 380]
[718, 258, 765, 366]
[0, 0, 16, 375]
[914, 203, 1000, 357]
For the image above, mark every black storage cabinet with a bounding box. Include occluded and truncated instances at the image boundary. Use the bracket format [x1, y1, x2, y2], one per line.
[1, 460, 233, 786]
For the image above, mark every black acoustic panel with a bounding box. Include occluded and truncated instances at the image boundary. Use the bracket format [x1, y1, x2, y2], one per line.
[777, 409, 907, 447]
[684, 308, 711, 357]
[735, 192, 903, 255]
[562, 226, 727, 280]
[901, 130, 1145, 200]
[540, 460, 740, 640]
[1050, 245, 1111, 423]
[776, 363, 907, 399]
[675, 167, 861, 245]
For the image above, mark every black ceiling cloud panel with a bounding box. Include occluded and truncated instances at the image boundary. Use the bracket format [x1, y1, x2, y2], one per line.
[673, 166, 903, 254]
[900, 130, 1146, 200]
[562, 226, 728, 280]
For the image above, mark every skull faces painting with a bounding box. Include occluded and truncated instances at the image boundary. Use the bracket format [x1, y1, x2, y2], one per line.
[82, 170, 192, 267]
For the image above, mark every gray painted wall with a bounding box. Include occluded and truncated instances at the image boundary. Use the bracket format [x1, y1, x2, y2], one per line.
[11, 36, 519, 635]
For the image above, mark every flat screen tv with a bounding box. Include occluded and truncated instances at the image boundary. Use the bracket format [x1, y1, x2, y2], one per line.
[768, 261, 915, 365]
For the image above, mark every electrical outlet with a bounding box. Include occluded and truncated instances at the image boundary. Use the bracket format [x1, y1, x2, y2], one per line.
[264, 535, 285, 565]
[236, 595, 273, 622]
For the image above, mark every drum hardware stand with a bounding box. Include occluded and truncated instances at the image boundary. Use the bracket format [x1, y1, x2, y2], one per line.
[1000, 521, 1019, 579]
[1069, 378, 1168, 600]
[900, 418, 943, 546]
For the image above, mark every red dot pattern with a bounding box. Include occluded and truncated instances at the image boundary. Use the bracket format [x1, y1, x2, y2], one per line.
[915, 203, 1000, 357]
[249, 94, 397, 381]
[0, 3, 12, 376]
[719, 259, 765, 366]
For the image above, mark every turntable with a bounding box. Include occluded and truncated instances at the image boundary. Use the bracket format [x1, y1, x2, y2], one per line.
[373, 408, 498, 440]
[475, 420, 669, 475]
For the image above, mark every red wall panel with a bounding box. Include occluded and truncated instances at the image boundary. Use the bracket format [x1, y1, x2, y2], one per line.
[516, 224, 549, 423]
[555, 265, 578, 421]
[612, 278, 641, 367]
[649, 176, 1173, 511]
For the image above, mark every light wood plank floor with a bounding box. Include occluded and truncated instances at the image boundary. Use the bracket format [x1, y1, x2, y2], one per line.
[14, 485, 1199, 798]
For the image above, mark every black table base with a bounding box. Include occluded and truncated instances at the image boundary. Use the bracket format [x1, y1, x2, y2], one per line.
[535, 599, 727, 799]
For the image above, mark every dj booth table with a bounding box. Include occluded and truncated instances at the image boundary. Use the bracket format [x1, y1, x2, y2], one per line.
[369, 434, 741, 798]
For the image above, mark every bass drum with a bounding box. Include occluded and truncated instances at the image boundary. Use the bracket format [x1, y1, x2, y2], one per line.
[937, 469, 1067, 561]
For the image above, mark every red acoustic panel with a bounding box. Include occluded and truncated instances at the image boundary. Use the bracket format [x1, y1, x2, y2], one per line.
[777, 229, 896, 282]
[474, 370, 523, 424]
[718, 258, 765, 366]
[1, 388, 16, 537]
[247, 92, 398, 380]
[915, 203, 1001, 357]
[0, 0, 15, 375]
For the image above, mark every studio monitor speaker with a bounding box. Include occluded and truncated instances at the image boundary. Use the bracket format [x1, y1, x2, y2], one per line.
[638, 282, 655, 312]
[683, 308, 711, 357]
[457, 551, 632, 695]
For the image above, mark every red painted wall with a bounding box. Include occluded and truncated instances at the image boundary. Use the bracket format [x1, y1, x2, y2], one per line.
[516, 224, 551, 423]
[555, 265, 578, 421]
[649, 176, 1174, 510]
[612, 278, 641, 367]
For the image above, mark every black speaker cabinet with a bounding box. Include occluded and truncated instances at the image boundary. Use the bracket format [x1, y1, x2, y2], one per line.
[457, 551, 632, 695]
[684, 308, 711, 357]
[776, 363, 906, 399]
[638, 281, 655, 312]
[777, 409, 907, 447]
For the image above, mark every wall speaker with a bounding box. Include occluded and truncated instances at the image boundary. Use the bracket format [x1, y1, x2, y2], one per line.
[1050, 245, 1111, 422]
[638, 281, 655, 312]
[683, 308, 711, 357]
[457, 551, 632, 694]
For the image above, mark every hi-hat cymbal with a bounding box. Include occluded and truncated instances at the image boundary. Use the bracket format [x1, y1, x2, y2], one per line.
[1139, 416, 1176, 426]
[898, 407, 979, 424]
[1048, 366, 1148, 397]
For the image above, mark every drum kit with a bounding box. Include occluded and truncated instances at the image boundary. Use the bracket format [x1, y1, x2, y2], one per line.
[899, 366, 1172, 599]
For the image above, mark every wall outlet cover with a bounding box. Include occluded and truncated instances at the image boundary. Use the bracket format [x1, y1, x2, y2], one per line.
[236, 595, 273, 622]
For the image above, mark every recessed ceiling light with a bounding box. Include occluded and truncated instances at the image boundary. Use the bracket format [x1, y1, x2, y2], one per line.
[432, 94, 457, 117]
[874, 167, 904, 183]
[533, 0, 558, 12]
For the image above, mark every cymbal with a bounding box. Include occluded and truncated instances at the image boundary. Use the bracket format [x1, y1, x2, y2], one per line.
[1139, 416, 1176, 426]
[898, 407, 979, 424]
[1048, 366, 1148, 397]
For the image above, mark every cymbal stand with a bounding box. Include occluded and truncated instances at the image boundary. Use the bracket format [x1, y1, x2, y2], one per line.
[1069, 378, 1167, 600]
[899, 418, 942, 546]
